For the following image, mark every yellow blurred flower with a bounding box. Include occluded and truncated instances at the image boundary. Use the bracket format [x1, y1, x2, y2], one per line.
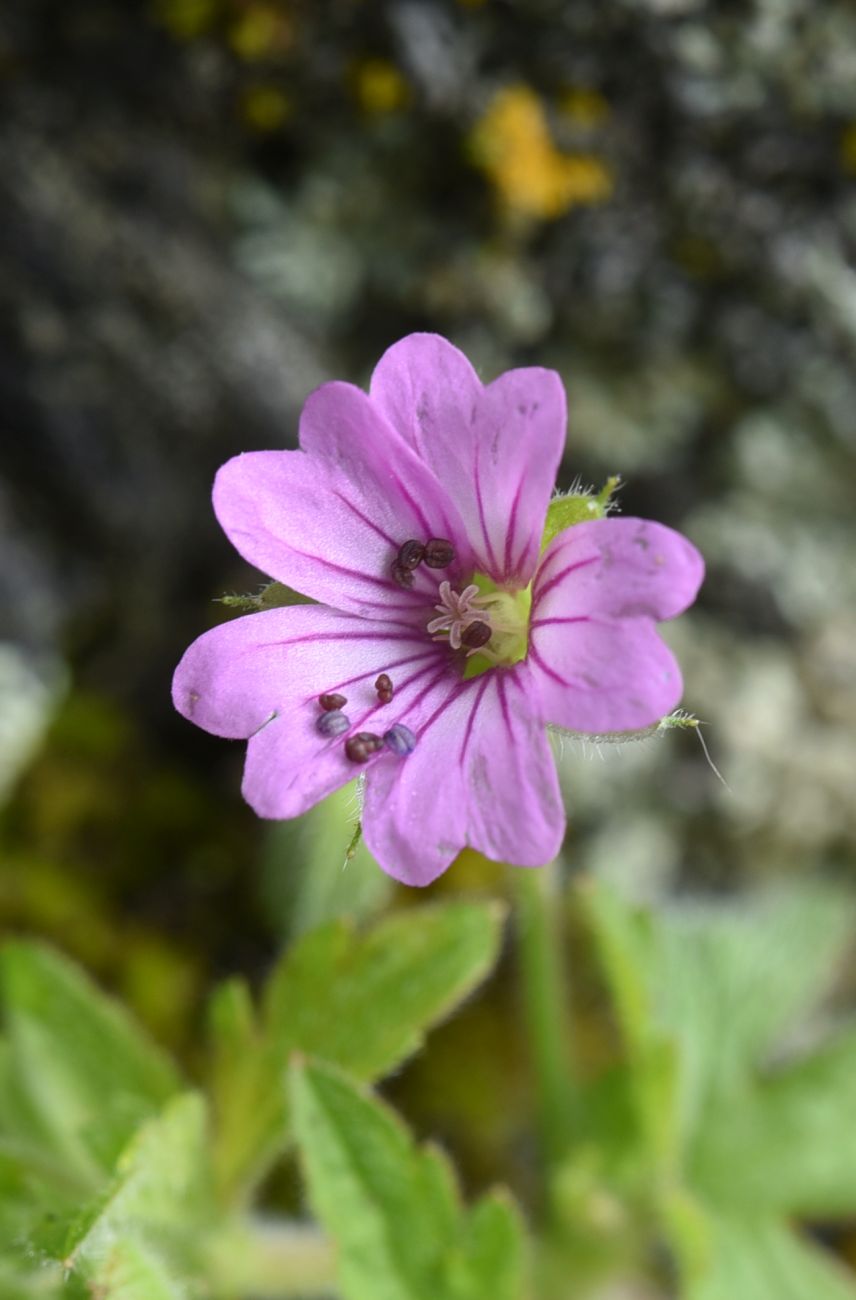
[229, 3, 293, 61]
[240, 84, 292, 131]
[471, 85, 613, 220]
[155, 0, 219, 40]
[353, 58, 410, 115]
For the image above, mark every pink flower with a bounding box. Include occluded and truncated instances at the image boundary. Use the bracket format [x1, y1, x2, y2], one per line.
[172, 334, 703, 886]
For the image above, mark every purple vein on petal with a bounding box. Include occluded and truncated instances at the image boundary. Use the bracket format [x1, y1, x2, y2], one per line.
[414, 675, 473, 745]
[503, 474, 526, 578]
[249, 630, 428, 653]
[384, 465, 434, 537]
[345, 658, 447, 733]
[458, 674, 491, 764]
[496, 672, 515, 746]
[528, 643, 584, 690]
[529, 616, 592, 631]
[229, 527, 424, 599]
[331, 489, 401, 548]
[473, 441, 501, 575]
[303, 647, 440, 704]
[533, 554, 600, 608]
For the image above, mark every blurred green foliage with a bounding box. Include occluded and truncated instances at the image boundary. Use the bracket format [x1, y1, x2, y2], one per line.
[0, 902, 504, 1298]
[4, 883, 856, 1298]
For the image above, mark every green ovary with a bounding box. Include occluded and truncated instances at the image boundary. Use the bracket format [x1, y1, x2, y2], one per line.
[463, 573, 533, 679]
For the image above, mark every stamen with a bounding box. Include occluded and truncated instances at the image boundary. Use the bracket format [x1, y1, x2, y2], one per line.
[384, 723, 417, 756]
[426, 581, 498, 652]
[317, 710, 350, 737]
[461, 620, 492, 649]
[319, 692, 347, 711]
[375, 673, 394, 704]
[428, 575, 533, 673]
[424, 538, 455, 568]
[345, 732, 384, 763]
[391, 561, 415, 589]
[397, 540, 425, 571]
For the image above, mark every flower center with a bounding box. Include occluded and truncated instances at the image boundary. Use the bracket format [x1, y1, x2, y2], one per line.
[426, 575, 531, 677]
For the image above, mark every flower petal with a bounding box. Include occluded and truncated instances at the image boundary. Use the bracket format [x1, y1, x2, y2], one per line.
[528, 517, 704, 733]
[370, 334, 566, 583]
[533, 517, 705, 621]
[213, 381, 472, 618]
[172, 604, 443, 818]
[471, 368, 567, 583]
[362, 664, 564, 886]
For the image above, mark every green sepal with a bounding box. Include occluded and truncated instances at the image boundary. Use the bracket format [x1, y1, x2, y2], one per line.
[217, 582, 315, 612]
[541, 475, 620, 550]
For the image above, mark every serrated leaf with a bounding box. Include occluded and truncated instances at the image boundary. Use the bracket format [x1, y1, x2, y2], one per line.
[211, 902, 504, 1199]
[291, 1059, 526, 1300]
[451, 1192, 526, 1300]
[585, 883, 855, 1156]
[692, 1027, 856, 1216]
[60, 1092, 212, 1285]
[685, 1215, 856, 1300]
[586, 881, 856, 1289]
[267, 901, 505, 1077]
[652, 891, 854, 1098]
[0, 1258, 66, 1300]
[0, 943, 181, 1183]
[87, 1239, 190, 1300]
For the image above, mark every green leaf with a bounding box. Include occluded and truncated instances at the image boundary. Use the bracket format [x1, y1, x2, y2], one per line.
[84, 1240, 190, 1300]
[692, 1027, 856, 1217]
[585, 881, 856, 1292]
[685, 1215, 856, 1300]
[267, 901, 505, 1078]
[291, 1059, 526, 1300]
[652, 890, 854, 1092]
[585, 883, 855, 1158]
[0, 943, 181, 1187]
[59, 1092, 213, 1287]
[453, 1191, 527, 1300]
[0, 1259, 66, 1300]
[211, 901, 505, 1200]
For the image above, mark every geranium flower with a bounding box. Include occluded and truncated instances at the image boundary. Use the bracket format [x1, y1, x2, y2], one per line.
[172, 334, 703, 886]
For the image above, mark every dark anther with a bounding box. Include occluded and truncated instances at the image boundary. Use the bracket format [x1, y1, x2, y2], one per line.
[424, 538, 455, 568]
[461, 620, 492, 649]
[319, 692, 347, 711]
[397, 540, 425, 570]
[384, 723, 417, 756]
[345, 732, 384, 763]
[316, 710, 350, 737]
[375, 673, 394, 704]
[392, 561, 415, 589]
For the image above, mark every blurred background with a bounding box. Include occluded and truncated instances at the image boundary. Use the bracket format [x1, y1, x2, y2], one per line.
[2, 0, 856, 1278]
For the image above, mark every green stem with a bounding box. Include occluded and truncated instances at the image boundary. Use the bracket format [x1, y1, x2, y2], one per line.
[207, 1219, 337, 1299]
[513, 862, 578, 1195]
